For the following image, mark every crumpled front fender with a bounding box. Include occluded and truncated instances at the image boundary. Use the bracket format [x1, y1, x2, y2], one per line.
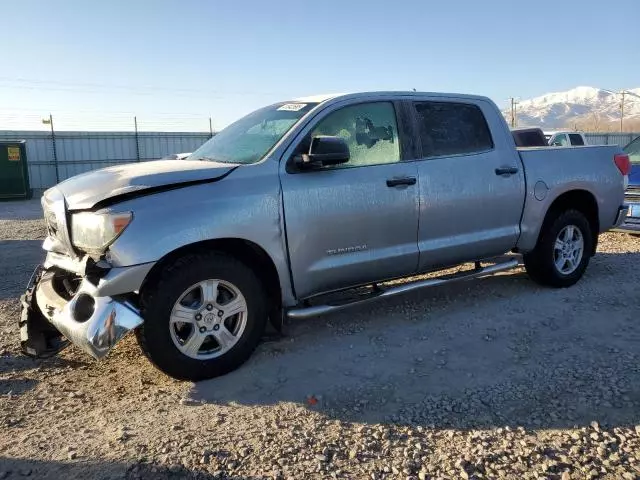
[19, 266, 69, 358]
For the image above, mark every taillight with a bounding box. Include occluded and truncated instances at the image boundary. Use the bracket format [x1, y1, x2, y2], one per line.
[614, 153, 631, 176]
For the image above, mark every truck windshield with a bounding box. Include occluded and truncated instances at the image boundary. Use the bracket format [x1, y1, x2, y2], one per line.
[189, 102, 318, 164]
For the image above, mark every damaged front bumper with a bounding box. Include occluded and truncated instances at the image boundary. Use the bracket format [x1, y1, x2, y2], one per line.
[20, 263, 146, 360]
[21, 187, 153, 360]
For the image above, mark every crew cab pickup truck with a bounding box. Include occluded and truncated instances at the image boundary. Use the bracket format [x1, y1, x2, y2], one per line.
[20, 91, 630, 381]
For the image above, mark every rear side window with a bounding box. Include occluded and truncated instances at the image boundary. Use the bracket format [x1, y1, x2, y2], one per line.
[551, 134, 569, 146]
[569, 134, 585, 146]
[512, 129, 547, 147]
[412, 101, 494, 158]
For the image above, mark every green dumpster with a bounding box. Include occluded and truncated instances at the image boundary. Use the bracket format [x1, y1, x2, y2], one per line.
[0, 141, 32, 200]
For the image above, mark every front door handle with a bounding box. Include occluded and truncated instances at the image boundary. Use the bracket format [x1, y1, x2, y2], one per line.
[386, 176, 417, 187]
[495, 166, 519, 176]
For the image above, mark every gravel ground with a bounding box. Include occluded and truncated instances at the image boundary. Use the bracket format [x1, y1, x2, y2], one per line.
[0, 199, 639, 480]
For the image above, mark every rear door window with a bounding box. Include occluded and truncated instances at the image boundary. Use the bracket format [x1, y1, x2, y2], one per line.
[411, 101, 494, 158]
[569, 134, 585, 146]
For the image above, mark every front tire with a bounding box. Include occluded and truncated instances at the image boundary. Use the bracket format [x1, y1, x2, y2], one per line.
[136, 252, 268, 381]
[523, 209, 593, 288]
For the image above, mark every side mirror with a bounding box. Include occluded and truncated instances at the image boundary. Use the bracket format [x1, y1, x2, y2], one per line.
[296, 136, 350, 169]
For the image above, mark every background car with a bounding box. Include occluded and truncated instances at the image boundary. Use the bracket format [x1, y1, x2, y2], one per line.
[625, 135, 640, 182]
[620, 135, 640, 232]
[545, 130, 588, 146]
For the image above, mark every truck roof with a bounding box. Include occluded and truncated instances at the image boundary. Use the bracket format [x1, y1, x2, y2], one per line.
[544, 130, 585, 136]
[292, 91, 494, 104]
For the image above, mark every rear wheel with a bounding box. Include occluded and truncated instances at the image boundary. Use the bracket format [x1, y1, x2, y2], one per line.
[136, 252, 267, 381]
[523, 209, 593, 288]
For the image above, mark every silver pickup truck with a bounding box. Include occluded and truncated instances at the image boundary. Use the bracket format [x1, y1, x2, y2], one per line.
[20, 91, 630, 381]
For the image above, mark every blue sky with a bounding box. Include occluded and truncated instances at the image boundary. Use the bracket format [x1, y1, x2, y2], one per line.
[1, 0, 638, 130]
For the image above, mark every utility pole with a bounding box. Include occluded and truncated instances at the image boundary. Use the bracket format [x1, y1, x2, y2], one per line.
[620, 90, 626, 133]
[509, 97, 519, 127]
[603, 88, 640, 133]
[42, 114, 59, 183]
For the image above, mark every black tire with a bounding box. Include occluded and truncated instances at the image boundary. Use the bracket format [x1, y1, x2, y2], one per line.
[523, 209, 593, 288]
[136, 252, 268, 381]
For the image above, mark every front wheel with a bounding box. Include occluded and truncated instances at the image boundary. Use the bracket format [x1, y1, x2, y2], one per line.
[523, 209, 593, 288]
[136, 252, 268, 381]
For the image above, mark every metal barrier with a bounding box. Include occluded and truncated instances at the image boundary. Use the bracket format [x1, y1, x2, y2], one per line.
[584, 132, 640, 147]
[0, 128, 638, 190]
[0, 130, 211, 189]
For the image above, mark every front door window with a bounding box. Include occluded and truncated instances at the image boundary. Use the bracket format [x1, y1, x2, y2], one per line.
[310, 102, 400, 167]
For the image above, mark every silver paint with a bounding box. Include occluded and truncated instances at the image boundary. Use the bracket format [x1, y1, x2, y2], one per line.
[94, 262, 155, 297]
[410, 96, 526, 273]
[101, 162, 297, 306]
[280, 160, 420, 298]
[516, 144, 625, 251]
[534, 181, 548, 201]
[53, 160, 236, 210]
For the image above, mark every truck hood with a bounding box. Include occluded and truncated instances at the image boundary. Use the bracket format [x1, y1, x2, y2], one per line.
[52, 160, 238, 210]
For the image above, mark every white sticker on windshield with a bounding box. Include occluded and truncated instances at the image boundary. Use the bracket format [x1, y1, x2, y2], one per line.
[277, 103, 307, 111]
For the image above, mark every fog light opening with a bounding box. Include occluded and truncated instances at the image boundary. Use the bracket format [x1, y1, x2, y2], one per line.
[73, 294, 95, 323]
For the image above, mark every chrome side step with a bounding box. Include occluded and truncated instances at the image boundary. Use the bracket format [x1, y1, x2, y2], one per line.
[286, 258, 520, 320]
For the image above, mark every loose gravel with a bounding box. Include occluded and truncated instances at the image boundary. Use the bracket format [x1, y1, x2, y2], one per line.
[0, 199, 639, 480]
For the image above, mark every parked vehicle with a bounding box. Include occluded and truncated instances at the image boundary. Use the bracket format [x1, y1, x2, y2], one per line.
[20, 91, 630, 381]
[511, 127, 548, 147]
[545, 130, 588, 146]
[615, 135, 640, 233]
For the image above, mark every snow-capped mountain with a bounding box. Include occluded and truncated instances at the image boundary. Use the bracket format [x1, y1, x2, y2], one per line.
[504, 86, 640, 129]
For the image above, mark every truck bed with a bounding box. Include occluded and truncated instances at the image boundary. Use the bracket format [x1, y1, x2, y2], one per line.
[515, 145, 626, 251]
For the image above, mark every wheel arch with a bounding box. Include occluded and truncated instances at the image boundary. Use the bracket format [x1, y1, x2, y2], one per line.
[540, 189, 600, 256]
[140, 238, 283, 330]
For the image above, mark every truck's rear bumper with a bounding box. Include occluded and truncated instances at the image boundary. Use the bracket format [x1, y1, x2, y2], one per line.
[613, 204, 640, 233]
[21, 267, 144, 360]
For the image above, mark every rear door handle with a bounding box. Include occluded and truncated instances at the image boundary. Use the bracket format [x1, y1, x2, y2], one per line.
[495, 166, 519, 176]
[386, 176, 417, 187]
